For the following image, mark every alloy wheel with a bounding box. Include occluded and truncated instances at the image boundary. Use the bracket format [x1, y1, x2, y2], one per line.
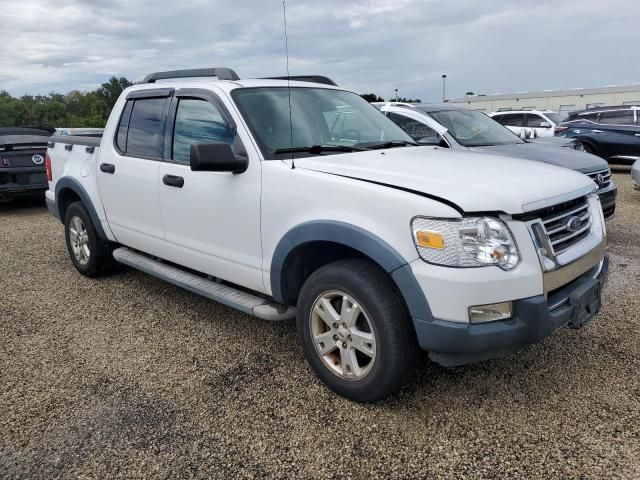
[309, 290, 376, 380]
[69, 216, 90, 265]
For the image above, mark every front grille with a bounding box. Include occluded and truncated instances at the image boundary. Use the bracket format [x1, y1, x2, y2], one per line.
[527, 196, 592, 255]
[586, 168, 612, 190]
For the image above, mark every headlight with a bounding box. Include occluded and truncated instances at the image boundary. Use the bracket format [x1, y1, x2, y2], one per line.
[411, 216, 519, 270]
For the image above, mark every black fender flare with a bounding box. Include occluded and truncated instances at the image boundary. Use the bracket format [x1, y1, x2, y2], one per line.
[270, 220, 434, 322]
[54, 177, 108, 240]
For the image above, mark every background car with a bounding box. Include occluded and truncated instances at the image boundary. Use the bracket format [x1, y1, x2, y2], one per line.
[55, 127, 104, 137]
[489, 110, 566, 138]
[376, 102, 617, 218]
[0, 127, 53, 203]
[555, 105, 640, 164]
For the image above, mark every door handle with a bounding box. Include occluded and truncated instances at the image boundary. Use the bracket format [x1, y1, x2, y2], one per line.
[100, 163, 115, 174]
[634, 134, 640, 137]
[162, 174, 184, 188]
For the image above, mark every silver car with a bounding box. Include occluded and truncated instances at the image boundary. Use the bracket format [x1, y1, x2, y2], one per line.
[378, 102, 618, 219]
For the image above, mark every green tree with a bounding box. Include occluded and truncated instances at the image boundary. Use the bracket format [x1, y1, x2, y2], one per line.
[0, 76, 134, 128]
[97, 76, 134, 111]
[361, 93, 385, 102]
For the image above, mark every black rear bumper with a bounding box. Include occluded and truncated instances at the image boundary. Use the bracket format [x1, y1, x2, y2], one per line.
[0, 167, 47, 201]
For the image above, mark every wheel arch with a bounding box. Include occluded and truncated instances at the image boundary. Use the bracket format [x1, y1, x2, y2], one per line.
[270, 220, 434, 322]
[55, 177, 107, 240]
[579, 138, 599, 154]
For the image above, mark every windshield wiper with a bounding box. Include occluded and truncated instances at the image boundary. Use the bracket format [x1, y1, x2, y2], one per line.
[361, 140, 418, 150]
[274, 144, 366, 155]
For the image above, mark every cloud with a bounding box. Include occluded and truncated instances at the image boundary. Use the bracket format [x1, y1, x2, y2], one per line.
[0, 0, 638, 101]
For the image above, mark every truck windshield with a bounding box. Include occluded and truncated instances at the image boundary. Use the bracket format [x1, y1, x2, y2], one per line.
[428, 109, 525, 147]
[232, 87, 414, 159]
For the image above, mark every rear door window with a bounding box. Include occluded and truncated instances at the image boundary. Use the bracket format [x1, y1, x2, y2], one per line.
[500, 113, 524, 127]
[125, 98, 167, 158]
[598, 110, 634, 125]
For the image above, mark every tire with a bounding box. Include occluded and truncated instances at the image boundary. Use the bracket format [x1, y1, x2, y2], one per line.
[64, 201, 116, 277]
[296, 259, 418, 402]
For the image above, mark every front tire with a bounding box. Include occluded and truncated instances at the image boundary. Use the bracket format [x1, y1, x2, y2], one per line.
[64, 201, 116, 277]
[296, 259, 418, 402]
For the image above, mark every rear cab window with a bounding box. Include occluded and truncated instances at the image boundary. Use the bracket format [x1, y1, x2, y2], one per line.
[116, 100, 133, 152]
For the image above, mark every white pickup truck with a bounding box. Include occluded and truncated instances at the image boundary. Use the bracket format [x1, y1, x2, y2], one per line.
[45, 68, 608, 402]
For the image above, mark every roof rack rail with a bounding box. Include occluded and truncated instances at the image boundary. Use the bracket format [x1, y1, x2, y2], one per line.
[142, 68, 240, 84]
[262, 75, 337, 86]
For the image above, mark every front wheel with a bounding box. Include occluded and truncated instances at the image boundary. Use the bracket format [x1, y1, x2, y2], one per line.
[64, 201, 116, 277]
[296, 259, 418, 402]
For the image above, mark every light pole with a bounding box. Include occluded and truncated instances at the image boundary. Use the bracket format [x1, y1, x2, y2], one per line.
[394, 88, 398, 102]
[441, 74, 447, 102]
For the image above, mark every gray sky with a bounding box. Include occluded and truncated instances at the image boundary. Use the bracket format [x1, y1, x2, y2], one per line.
[1, 0, 638, 101]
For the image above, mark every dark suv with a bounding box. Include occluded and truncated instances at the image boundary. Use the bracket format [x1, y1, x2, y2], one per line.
[555, 106, 640, 164]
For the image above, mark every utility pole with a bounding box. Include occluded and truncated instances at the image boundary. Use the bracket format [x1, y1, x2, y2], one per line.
[394, 88, 398, 102]
[442, 74, 447, 102]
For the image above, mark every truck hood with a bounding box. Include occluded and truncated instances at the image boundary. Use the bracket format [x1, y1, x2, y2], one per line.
[470, 141, 608, 173]
[295, 147, 595, 215]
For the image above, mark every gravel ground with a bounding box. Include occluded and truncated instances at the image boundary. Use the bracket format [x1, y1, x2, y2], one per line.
[1, 172, 639, 479]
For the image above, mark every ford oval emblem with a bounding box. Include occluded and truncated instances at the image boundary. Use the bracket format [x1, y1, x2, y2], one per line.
[32, 154, 44, 165]
[566, 216, 583, 232]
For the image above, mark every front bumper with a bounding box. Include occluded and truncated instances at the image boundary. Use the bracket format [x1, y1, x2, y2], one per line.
[412, 254, 608, 367]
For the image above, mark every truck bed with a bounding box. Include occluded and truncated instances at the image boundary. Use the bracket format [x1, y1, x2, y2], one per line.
[49, 135, 101, 149]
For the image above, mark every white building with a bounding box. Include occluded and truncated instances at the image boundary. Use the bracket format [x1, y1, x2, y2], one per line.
[451, 84, 640, 115]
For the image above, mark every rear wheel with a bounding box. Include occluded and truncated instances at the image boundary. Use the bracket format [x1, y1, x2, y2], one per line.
[64, 201, 116, 277]
[297, 259, 418, 402]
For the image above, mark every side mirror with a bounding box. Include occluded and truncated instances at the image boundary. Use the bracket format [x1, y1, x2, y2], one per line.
[538, 121, 552, 128]
[190, 142, 248, 173]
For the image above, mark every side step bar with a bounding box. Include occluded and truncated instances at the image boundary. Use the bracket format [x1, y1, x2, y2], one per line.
[112, 247, 296, 321]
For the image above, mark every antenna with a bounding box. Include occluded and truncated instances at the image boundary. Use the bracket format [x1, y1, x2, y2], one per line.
[283, 0, 295, 169]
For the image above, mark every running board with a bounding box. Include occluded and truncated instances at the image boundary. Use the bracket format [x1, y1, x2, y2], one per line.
[112, 247, 296, 321]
